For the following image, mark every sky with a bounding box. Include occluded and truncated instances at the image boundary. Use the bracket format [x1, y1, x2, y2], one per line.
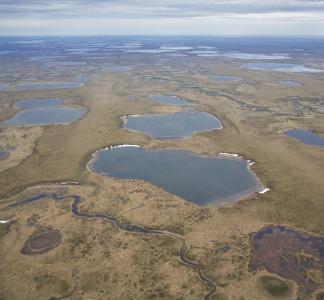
[0, 0, 324, 36]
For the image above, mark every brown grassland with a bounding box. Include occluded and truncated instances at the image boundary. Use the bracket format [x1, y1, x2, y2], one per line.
[0, 58, 323, 299]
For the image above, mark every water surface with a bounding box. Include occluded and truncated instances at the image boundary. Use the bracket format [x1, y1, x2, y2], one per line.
[15, 82, 83, 90]
[0, 150, 8, 160]
[223, 52, 291, 60]
[0, 82, 7, 91]
[244, 63, 322, 73]
[284, 129, 324, 147]
[16, 98, 63, 109]
[209, 75, 241, 82]
[124, 111, 222, 139]
[4, 107, 86, 127]
[279, 80, 302, 87]
[148, 95, 191, 106]
[89, 147, 262, 205]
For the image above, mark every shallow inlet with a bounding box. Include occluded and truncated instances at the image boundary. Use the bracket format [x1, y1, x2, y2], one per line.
[284, 129, 324, 147]
[89, 146, 262, 206]
[4, 106, 86, 127]
[148, 95, 191, 106]
[15, 98, 63, 109]
[123, 111, 222, 139]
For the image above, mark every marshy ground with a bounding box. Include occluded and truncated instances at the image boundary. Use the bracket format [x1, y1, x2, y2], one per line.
[0, 38, 323, 299]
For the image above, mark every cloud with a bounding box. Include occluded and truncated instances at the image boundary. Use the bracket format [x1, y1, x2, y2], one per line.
[1, 0, 324, 19]
[0, 0, 323, 35]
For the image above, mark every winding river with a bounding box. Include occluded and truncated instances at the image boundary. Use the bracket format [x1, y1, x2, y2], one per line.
[5, 192, 217, 300]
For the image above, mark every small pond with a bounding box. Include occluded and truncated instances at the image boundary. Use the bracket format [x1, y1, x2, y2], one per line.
[0, 150, 8, 160]
[148, 95, 191, 106]
[278, 80, 302, 87]
[209, 75, 241, 82]
[16, 98, 64, 109]
[89, 146, 262, 206]
[284, 129, 324, 147]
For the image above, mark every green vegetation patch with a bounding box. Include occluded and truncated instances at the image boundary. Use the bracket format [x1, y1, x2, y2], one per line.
[259, 275, 290, 298]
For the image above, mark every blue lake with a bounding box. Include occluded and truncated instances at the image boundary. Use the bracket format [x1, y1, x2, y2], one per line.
[89, 146, 262, 206]
[222, 52, 291, 60]
[244, 63, 322, 73]
[209, 75, 241, 82]
[279, 80, 302, 87]
[0, 150, 8, 160]
[4, 107, 86, 127]
[16, 98, 64, 109]
[15, 82, 83, 90]
[284, 129, 324, 147]
[148, 95, 191, 106]
[123, 111, 222, 139]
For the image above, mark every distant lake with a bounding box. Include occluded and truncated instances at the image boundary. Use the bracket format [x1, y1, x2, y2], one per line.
[148, 95, 191, 106]
[209, 75, 241, 82]
[189, 50, 219, 57]
[42, 61, 87, 68]
[16, 98, 63, 109]
[89, 146, 262, 206]
[279, 80, 302, 87]
[244, 63, 322, 73]
[123, 111, 222, 139]
[4, 107, 86, 127]
[284, 129, 324, 147]
[222, 52, 291, 60]
[15, 82, 83, 90]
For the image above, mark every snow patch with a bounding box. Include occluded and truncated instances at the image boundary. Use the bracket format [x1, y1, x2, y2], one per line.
[219, 152, 240, 158]
[259, 188, 270, 194]
[0, 220, 10, 224]
[106, 144, 141, 150]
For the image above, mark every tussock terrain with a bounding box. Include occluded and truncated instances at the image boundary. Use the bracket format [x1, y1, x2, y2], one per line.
[0, 57, 323, 300]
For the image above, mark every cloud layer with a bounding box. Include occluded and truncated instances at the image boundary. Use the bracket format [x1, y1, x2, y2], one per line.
[0, 0, 323, 35]
[1, 0, 324, 19]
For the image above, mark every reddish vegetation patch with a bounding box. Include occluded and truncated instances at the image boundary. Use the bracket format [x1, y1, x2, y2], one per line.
[249, 226, 324, 292]
[21, 229, 62, 255]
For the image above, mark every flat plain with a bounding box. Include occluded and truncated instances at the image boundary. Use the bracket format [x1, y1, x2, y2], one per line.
[0, 37, 323, 300]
